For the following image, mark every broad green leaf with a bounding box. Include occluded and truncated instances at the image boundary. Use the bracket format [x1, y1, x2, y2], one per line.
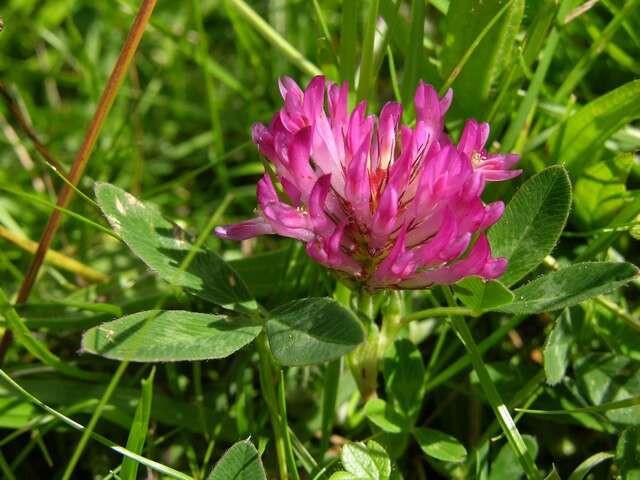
[574, 154, 633, 229]
[95, 182, 254, 309]
[616, 428, 640, 480]
[488, 166, 572, 286]
[341, 441, 391, 480]
[454, 276, 514, 313]
[265, 298, 364, 366]
[441, 0, 524, 118]
[364, 398, 409, 434]
[120, 368, 154, 480]
[82, 310, 261, 362]
[207, 440, 266, 480]
[575, 353, 640, 426]
[382, 339, 425, 423]
[489, 435, 538, 480]
[496, 262, 638, 314]
[554, 80, 640, 180]
[543, 309, 575, 385]
[413, 427, 467, 463]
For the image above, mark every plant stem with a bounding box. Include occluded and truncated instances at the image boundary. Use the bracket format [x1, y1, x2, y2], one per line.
[320, 359, 341, 453]
[403, 306, 476, 324]
[424, 313, 526, 391]
[61, 361, 129, 480]
[442, 287, 543, 480]
[277, 370, 300, 480]
[256, 334, 288, 480]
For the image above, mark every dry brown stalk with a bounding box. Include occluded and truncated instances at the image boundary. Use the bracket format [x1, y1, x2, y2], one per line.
[0, 0, 158, 363]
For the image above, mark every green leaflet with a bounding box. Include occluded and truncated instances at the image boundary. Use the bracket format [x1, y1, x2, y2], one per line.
[82, 310, 261, 362]
[497, 262, 638, 314]
[95, 182, 255, 309]
[207, 440, 266, 480]
[266, 297, 364, 366]
[488, 166, 572, 287]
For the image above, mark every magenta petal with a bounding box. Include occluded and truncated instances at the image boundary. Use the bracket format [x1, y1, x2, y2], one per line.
[278, 76, 302, 100]
[287, 126, 316, 196]
[303, 76, 326, 119]
[328, 80, 349, 126]
[373, 226, 415, 286]
[215, 218, 273, 240]
[370, 186, 399, 248]
[458, 119, 480, 155]
[439, 88, 453, 114]
[483, 257, 507, 279]
[413, 212, 457, 266]
[480, 201, 505, 229]
[376, 102, 402, 170]
[281, 176, 302, 205]
[309, 174, 333, 231]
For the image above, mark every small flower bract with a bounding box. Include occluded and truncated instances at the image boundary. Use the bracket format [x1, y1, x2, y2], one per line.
[215, 76, 521, 290]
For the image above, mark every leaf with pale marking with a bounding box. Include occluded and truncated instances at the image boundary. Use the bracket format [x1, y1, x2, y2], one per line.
[82, 310, 261, 362]
[95, 182, 254, 309]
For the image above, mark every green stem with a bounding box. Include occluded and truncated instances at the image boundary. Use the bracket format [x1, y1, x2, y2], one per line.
[255, 334, 289, 480]
[403, 306, 476, 324]
[320, 359, 341, 453]
[425, 313, 526, 391]
[192, 361, 209, 441]
[442, 287, 543, 480]
[277, 370, 300, 480]
[61, 361, 129, 480]
[348, 291, 381, 401]
[424, 324, 449, 384]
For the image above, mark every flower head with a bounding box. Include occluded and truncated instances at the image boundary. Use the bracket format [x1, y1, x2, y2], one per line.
[215, 76, 521, 290]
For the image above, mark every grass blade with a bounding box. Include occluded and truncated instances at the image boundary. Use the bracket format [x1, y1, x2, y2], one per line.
[0, 368, 192, 480]
[356, 0, 379, 101]
[400, 0, 425, 106]
[227, 0, 322, 77]
[120, 368, 155, 480]
[443, 287, 542, 480]
[554, 0, 640, 101]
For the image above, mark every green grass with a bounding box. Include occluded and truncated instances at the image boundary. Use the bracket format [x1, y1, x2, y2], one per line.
[1, 1, 639, 479]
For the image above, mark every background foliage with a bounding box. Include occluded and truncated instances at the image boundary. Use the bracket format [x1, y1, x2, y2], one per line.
[0, 0, 639, 478]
